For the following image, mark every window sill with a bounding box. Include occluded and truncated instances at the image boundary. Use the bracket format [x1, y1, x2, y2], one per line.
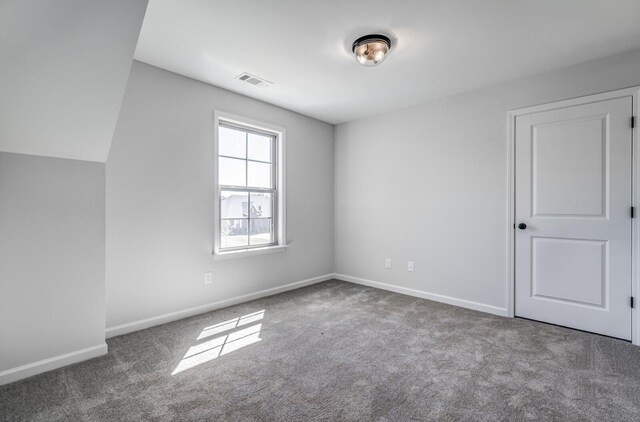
[213, 244, 289, 260]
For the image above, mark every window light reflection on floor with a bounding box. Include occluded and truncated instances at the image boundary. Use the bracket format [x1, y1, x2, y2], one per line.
[171, 310, 265, 375]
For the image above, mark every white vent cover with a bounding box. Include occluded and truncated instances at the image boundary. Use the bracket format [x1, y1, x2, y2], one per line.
[236, 72, 273, 88]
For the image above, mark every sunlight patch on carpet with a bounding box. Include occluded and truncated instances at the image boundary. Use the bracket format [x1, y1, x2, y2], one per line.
[172, 310, 264, 375]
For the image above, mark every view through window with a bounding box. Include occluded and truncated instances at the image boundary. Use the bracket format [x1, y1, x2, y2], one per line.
[218, 121, 277, 250]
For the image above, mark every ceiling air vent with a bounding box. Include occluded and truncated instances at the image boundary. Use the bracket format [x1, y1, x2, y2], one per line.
[236, 72, 273, 88]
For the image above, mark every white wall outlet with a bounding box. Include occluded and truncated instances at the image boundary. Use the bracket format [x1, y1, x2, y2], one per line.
[204, 272, 212, 285]
[385, 258, 392, 269]
[408, 261, 415, 272]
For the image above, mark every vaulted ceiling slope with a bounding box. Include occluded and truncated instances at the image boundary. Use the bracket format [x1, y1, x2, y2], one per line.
[135, 0, 640, 125]
[0, 0, 148, 162]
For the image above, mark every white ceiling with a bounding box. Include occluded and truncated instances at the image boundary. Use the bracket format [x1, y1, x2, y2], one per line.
[0, 0, 148, 162]
[137, 0, 640, 125]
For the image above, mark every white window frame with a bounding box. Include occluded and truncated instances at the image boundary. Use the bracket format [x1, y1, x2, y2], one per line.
[213, 111, 287, 259]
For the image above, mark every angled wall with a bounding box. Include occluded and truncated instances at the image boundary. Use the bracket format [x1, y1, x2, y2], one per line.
[0, 0, 148, 162]
[0, 0, 148, 385]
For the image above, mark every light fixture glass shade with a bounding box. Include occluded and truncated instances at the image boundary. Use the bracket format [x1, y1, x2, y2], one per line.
[352, 35, 391, 67]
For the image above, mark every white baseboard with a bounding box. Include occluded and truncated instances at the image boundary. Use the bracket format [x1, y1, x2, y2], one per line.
[1, 274, 503, 386]
[0, 343, 108, 386]
[333, 273, 508, 317]
[106, 273, 334, 338]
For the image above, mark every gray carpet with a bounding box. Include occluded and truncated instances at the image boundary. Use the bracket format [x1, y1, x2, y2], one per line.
[2, 279, 640, 421]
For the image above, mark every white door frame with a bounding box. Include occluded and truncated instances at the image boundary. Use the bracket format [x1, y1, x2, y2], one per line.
[506, 86, 640, 345]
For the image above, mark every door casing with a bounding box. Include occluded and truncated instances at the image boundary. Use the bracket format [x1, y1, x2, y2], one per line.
[507, 86, 640, 345]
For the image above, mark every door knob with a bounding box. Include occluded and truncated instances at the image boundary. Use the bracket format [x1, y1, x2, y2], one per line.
[518, 223, 527, 230]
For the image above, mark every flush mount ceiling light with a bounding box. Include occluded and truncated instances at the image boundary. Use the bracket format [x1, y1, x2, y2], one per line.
[352, 34, 392, 67]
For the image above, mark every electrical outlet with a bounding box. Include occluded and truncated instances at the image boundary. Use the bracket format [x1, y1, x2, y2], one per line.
[204, 272, 212, 285]
[385, 258, 392, 269]
[408, 261, 415, 272]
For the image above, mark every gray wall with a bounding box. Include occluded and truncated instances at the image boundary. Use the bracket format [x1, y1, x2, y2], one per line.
[334, 48, 640, 312]
[106, 61, 334, 329]
[0, 153, 105, 371]
[0, 0, 147, 162]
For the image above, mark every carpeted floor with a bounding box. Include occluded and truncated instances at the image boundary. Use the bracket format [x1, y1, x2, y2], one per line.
[2, 279, 640, 421]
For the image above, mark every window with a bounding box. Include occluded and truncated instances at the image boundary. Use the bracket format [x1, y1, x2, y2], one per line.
[214, 114, 285, 255]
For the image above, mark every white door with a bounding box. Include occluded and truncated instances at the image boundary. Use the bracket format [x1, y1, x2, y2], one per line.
[515, 96, 633, 340]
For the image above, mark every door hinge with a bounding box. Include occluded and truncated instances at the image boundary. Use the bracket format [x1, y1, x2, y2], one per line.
[631, 297, 635, 309]
[632, 207, 636, 218]
[633, 116, 636, 128]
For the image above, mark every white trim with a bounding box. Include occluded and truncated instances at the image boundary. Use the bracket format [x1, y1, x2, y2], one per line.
[507, 86, 640, 345]
[212, 110, 287, 256]
[509, 87, 640, 117]
[213, 244, 289, 260]
[506, 107, 516, 318]
[106, 273, 332, 338]
[333, 274, 508, 317]
[0, 343, 107, 386]
[633, 89, 640, 346]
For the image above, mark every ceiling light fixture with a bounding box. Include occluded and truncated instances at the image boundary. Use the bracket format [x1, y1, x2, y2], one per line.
[352, 34, 392, 67]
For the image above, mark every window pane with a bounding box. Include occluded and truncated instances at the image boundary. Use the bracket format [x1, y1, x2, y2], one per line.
[221, 191, 248, 219]
[219, 157, 246, 187]
[248, 133, 272, 162]
[221, 219, 249, 249]
[248, 192, 272, 218]
[250, 218, 273, 246]
[219, 126, 246, 158]
[247, 161, 271, 188]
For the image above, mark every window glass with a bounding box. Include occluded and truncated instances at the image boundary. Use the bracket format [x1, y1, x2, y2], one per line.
[247, 161, 271, 188]
[250, 219, 273, 246]
[221, 220, 249, 249]
[219, 126, 246, 159]
[249, 193, 273, 218]
[220, 191, 248, 219]
[248, 133, 272, 162]
[219, 157, 246, 187]
[217, 121, 279, 252]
